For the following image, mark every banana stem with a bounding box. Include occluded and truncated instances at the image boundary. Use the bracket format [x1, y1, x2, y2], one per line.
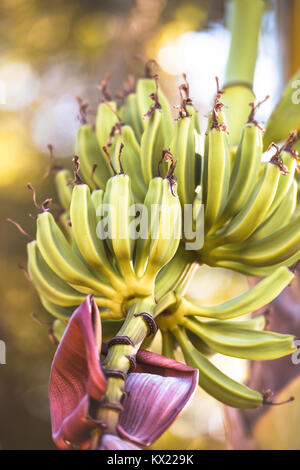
[225, 0, 265, 86]
[90, 295, 155, 449]
[223, 0, 265, 146]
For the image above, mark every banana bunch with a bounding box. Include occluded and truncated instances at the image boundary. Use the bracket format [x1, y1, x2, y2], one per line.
[156, 265, 296, 408]
[21, 61, 300, 409]
[196, 88, 300, 277]
[27, 148, 181, 328]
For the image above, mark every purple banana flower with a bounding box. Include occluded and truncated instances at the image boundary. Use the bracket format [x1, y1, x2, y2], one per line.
[49, 295, 198, 450]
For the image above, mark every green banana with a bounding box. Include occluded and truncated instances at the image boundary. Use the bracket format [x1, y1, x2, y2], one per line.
[136, 77, 173, 144]
[264, 68, 300, 149]
[140, 109, 165, 186]
[161, 330, 177, 359]
[70, 183, 125, 291]
[54, 169, 73, 212]
[36, 211, 116, 298]
[251, 179, 297, 240]
[203, 125, 230, 234]
[75, 124, 113, 189]
[103, 173, 136, 285]
[141, 178, 182, 286]
[95, 100, 119, 150]
[40, 296, 76, 320]
[114, 125, 146, 202]
[267, 151, 297, 217]
[176, 266, 293, 319]
[210, 216, 300, 267]
[173, 326, 263, 408]
[170, 115, 196, 207]
[219, 122, 263, 224]
[27, 241, 87, 307]
[123, 92, 143, 140]
[209, 162, 280, 245]
[183, 316, 295, 360]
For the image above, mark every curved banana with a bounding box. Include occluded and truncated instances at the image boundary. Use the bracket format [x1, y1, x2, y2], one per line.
[75, 124, 113, 189]
[268, 154, 296, 215]
[170, 115, 196, 207]
[40, 296, 78, 320]
[27, 240, 87, 307]
[140, 109, 165, 186]
[70, 183, 125, 291]
[36, 211, 116, 298]
[123, 92, 143, 140]
[209, 162, 280, 245]
[161, 330, 177, 359]
[219, 122, 262, 224]
[263, 67, 300, 148]
[114, 125, 146, 202]
[183, 316, 295, 360]
[103, 174, 136, 284]
[136, 77, 173, 144]
[142, 178, 182, 286]
[210, 216, 300, 267]
[252, 179, 297, 240]
[176, 266, 293, 319]
[54, 169, 73, 212]
[203, 125, 230, 234]
[95, 100, 119, 150]
[173, 326, 263, 408]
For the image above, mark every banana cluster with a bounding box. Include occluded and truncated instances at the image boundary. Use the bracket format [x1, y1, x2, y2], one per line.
[25, 65, 300, 409]
[28, 160, 181, 322]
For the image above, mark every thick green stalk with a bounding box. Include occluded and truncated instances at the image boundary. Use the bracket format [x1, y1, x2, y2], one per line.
[225, 0, 265, 86]
[90, 296, 155, 449]
[223, 0, 265, 147]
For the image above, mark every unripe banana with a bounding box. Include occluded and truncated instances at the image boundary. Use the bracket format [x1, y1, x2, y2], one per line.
[209, 162, 280, 245]
[219, 122, 263, 224]
[161, 330, 177, 359]
[114, 125, 146, 202]
[170, 115, 196, 207]
[95, 100, 119, 150]
[183, 316, 295, 360]
[36, 211, 115, 298]
[173, 326, 263, 408]
[134, 177, 164, 278]
[54, 169, 73, 212]
[75, 124, 113, 189]
[264, 68, 300, 149]
[140, 109, 165, 186]
[142, 178, 182, 285]
[123, 92, 143, 140]
[203, 117, 230, 233]
[136, 77, 173, 144]
[70, 183, 124, 290]
[210, 216, 300, 267]
[251, 179, 297, 240]
[27, 240, 86, 307]
[176, 266, 293, 319]
[103, 173, 136, 283]
[56, 211, 72, 244]
[40, 297, 76, 320]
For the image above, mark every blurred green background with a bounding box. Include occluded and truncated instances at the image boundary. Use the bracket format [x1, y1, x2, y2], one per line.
[0, 0, 299, 450]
